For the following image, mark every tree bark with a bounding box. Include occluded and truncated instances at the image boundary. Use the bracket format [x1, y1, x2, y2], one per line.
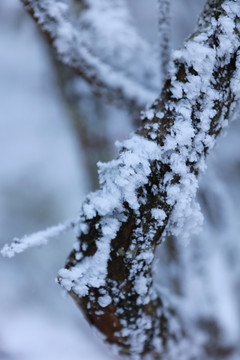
[20, 0, 240, 358]
[57, 0, 240, 358]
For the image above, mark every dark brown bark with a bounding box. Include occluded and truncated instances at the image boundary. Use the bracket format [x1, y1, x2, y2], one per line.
[59, 1, 240, 357]
[19, 0, 240, 358]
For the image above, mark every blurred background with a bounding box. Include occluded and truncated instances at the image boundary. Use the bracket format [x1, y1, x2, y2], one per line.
[0, 0, 239, 359]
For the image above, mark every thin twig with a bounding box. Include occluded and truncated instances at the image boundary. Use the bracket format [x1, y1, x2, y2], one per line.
[158, 0, 171, 78]
[1, 219, 78, 258]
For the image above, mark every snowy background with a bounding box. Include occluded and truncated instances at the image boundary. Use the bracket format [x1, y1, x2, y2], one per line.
[0, 0, 239, 359]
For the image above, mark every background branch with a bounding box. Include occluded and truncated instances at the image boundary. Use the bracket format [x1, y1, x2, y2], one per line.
[158, 0, 171, 77]
[21, 0, 160, 112]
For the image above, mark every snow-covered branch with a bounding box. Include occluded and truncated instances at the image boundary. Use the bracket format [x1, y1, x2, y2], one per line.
[1, 219, 76, 258]
[21, 0, 160, 111]
[57, 0, 240, 357]
[158, 0, 171, 77]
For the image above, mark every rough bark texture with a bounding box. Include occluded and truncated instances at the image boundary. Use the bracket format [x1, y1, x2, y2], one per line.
[58, 0, 240, 358]
[20, 0, 240, 358]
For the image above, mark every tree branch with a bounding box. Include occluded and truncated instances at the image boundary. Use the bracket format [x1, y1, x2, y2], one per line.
[57, 0, 240, 357]
[158, 0, 171, 77]
[1, 219, 76, 258]
[21, 0, 160, 112]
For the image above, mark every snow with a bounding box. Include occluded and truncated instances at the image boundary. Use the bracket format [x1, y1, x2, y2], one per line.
[59, 217, 120, 297]
[98, 294, 112, 308]
[134, 276, 148, 296]
[1, 219, 76, 258]
[158, 0, 171, 76]
[57, 1, 240, 352]
[1, 0, 240, 358]
[22, 0, 160, 108]
[151, 208, 166, 224]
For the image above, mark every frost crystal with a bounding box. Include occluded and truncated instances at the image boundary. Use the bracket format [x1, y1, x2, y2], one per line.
[1, 219, 76, 258]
